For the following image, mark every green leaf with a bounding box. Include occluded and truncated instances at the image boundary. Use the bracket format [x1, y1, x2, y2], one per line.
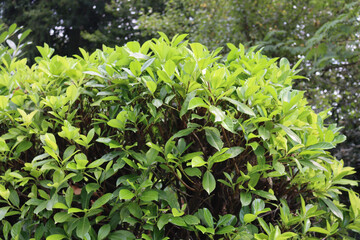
[195, 225, 207, 234]
[191, 156, 206, 167]
[169, 217, 187, 227]
[322, 198, 343, 220]
[209, 105, 226, 122]
[216, 225, 236, 235]
[91, 193, 112, 209]
[158, 214, 172, 230]
[108, 230, 136, 240]
[140, 190, 158, 202]
[107, 119, 125, 130]
[308, 227, 329, 235]
[183, 215, 200, 225]
[0, 206, 10, 221]
[205, 127, 224, 151]
[76, 217, 91, 239]
[226, 147, 245, 158]
[0, 137, 9, 152]
[43, 133, 58, 151]
[172, 128, 196, 139]
[171, 207, 184, 217]
[307, 142, 334, 150]
[240, 192, 252, 206]
[141, 58, 155, 72]
[46, 234, 67, 240]
[119, 189, 135, 200]
[54, 212, 71, 223]
[252, 199, 265, 214]
[252, 190, 277, 201]
[203, 171, 216, 195]
[203, 208, 214, 227]
[164, 60, 176, 76]
[244, 213, 257, 223]
[180, 91, 197, 117]
[274, 161, 285, 175]
[146, 81, 157, 94]
[65, 187, 73, 208]
[280, 232, 298, 239]
[222, 97, 256, 117]
[87, 158, 107, 168]
[98, 224, 111, 240]
[0, 96, 9, 110]
[277, 124, 302, 144]
[188, 97, 208, 110]
[128, 202, 143, 218]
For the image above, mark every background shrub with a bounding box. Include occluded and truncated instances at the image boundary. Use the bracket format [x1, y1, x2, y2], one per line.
[0, 32, 359, 239]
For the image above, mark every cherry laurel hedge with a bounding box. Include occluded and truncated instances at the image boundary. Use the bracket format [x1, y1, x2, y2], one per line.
[0, 33, 359, 240]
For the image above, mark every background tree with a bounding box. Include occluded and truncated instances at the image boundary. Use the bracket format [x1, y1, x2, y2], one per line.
[0, 0, 166, 61]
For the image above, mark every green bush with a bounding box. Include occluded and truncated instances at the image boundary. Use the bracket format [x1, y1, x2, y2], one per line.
[0, 32, 359, 239]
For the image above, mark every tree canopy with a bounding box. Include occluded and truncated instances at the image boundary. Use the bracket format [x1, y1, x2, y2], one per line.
[0, 0, 165, 60]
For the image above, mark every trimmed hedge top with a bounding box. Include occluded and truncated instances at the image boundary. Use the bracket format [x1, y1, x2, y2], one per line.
[0, 33, 359, 239]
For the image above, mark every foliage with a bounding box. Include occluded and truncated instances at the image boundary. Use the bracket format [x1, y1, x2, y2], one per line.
[0, 33, 359, 239]
[138, 0, 360, 199]
[0, 23, 31, 63]
[138, 0, 360, 129]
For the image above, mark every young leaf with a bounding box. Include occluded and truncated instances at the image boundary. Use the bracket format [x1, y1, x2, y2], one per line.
[322, 198, 343, 220]
[244, 213, 257, 223]
[119, 189, 135, 200]
[276, 124, 302, 144]
[209, 105, 226, 122]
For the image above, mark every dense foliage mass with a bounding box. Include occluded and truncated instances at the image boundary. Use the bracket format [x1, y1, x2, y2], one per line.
[0, 32, 359, 239]
[138, 0, 360, 176]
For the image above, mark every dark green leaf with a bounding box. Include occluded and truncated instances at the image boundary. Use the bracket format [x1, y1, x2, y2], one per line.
[98, 224, 111, 240]
[76, 217, 91, 239]
[108, 230, 136, 240]
[203, 208, 214, 227]
[183, 215, 200, 225]
[158, 214, 172, 230]
[140, 190, 158, 202]
[91, 193, 113, 209]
